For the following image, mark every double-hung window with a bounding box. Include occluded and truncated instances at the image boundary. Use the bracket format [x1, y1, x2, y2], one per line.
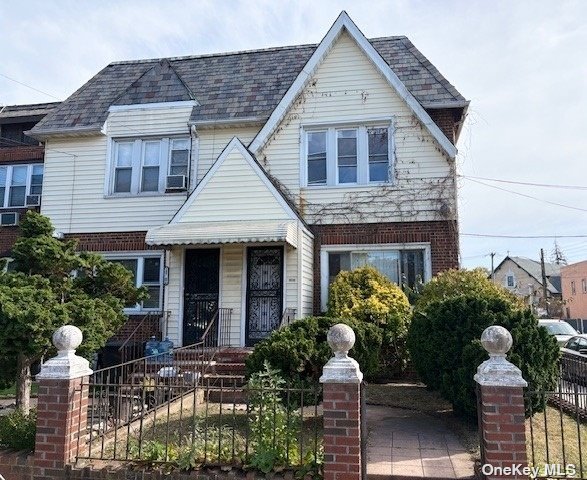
[0, 164, 44, 208]
[110, 137, 190, 195]
[304, 124, 392, 187]
[107, 254, 163, 312]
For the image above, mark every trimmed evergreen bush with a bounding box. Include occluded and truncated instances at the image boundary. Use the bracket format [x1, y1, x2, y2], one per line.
[408, 294, 560, 419]
[0, 408, 37, 451]
[245, 317, 383, 383]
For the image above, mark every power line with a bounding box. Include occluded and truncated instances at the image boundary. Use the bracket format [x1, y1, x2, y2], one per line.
[0, 73, 61, 101]
[462, 233, 587, 239]
[459, 174, 587, 190]
[463, 177, 587, 213]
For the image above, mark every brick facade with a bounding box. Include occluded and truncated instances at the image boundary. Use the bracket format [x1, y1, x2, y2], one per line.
[310, 220, 459, 313]
[322, 383, 362, 480]
[426, 108, 463, 145]
[65, 231, 150, 252]
[0, 146, 44, 164]
[477, 385, 528, 479]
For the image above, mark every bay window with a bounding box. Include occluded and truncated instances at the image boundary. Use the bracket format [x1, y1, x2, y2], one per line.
[304, 123, 392, 187]
[110, 137, 190, 195]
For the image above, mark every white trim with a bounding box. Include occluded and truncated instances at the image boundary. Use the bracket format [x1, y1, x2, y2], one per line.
[108, 101, 198, 112]
[319, 242, 432, 311]
[169, 137, 300, 224]
[248, 11, 457, 159]
[178, 248, 185, 346]
[240, 246, 247, 347]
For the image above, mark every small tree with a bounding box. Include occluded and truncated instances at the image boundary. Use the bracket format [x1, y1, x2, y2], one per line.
[0, 211, 145, 413]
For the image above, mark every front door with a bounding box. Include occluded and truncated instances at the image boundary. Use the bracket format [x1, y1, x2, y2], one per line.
[245, 247, 283, 346]
[183, 249, 220, 345]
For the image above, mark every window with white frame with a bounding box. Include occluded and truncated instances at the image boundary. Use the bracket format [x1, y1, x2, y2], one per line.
[110, 137, 190, 194]
[506, 274, 515, 288]
[106, 254, 163, 311]
[320, 245, 429, 310]
[304, 124, 392, 187]
[0, 164, 43, 208]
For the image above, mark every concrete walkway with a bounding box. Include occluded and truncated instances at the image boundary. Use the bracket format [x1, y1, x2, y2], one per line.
[366, 405, 476, 479]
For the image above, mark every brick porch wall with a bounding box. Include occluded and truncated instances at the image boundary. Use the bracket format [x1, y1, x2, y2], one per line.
[310, 220, 459, 313]
[65, 231, 150, 252]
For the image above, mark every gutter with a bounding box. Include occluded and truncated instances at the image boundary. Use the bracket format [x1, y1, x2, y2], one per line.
[188, 116, 267, 128]
[25, 125, 104, 141]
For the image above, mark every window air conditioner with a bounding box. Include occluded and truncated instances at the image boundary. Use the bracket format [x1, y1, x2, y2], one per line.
[26, 195, 41, 207]
[166, 175, 187, 190]
[0, 213, 19, 226]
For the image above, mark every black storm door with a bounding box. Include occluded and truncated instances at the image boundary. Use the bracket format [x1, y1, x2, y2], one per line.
[245, 247, 284, 346]
[183, 249, 219, 345]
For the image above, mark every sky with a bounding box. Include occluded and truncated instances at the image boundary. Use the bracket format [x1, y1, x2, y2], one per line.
[1, 0, 586, 271]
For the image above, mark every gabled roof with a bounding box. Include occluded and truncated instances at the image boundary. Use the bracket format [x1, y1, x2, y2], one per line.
[249, 11, 457, 158]
[170, 137, 303, 225]
[496, 256, 561, 294]
[30, 13, 467, 138]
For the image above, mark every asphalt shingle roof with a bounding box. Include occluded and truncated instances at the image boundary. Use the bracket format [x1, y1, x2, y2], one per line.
[31, 36, 467, 136]
[507, 256, 562, 294]
[0, 102, 61, 120]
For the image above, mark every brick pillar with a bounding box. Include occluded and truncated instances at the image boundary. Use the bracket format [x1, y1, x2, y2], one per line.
[320, 324, 363, 480]
[475, 326, 528, 480]
[34, 326, 93, 479]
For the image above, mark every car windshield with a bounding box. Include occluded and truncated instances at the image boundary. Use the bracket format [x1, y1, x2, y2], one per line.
[543, 322, 577, 335]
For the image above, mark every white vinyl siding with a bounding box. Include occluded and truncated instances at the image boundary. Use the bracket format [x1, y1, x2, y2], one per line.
[259, 31, 455, 224]
[300, 229, 314, 317]
[165, 248, 183, 345]
[196, 127, 259, 183]
[221, 245, 244, 347]
[41, 136, 189, 233]
[178, 148, 292, 224]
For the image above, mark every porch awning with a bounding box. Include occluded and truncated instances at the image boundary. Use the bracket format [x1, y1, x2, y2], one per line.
[145, 220, 300, 247]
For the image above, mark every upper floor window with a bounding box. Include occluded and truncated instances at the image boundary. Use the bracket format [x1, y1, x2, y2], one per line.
[506, 274, 515, 288]
[110, 137, 190, 195]
[582, 278, 587, 294]
[304, 124, 392, 187]
[0, 164, 43, 208]
[571, 281, 576, 295]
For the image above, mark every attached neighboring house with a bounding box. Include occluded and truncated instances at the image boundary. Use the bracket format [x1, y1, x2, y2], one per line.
[492, 256, 562, 314]
[0, 102, 60, 258]
[28, 12, 468, 348]
[561, 260, 587, 319]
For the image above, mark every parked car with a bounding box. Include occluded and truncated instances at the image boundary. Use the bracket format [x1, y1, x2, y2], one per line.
[538, 319, 579, 346]
[561, 335, 587, 386]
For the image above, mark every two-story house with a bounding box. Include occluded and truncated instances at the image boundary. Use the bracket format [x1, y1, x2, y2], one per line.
[0, 102, 59, 259]
[28, 12, 468, 349]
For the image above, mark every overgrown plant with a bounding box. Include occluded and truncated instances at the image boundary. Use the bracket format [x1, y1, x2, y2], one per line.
[247, 361, 301, 473]
[0, 408, 37, 451]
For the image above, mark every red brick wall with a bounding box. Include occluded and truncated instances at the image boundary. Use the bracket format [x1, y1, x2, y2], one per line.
[0, 450, 34, 480]
[0, 226, 21, 256]
[426, 108, 462, 145]
[66, 231, 150, 252]
[0, 146, 44, 164]
[310, 220, 459, 313]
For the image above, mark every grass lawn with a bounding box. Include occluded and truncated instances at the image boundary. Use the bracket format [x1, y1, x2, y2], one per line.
[366, 382, 480, 454]
[526, 406, 587, 477]
[0, 382, 38, 399]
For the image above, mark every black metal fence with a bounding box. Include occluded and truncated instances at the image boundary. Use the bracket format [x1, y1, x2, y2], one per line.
[76, 377, 323, 474]
[525, 354, 587, 479]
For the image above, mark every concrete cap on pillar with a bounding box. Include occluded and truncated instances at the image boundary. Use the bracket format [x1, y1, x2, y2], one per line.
[320, 323, 363, 384]
[36, 325, 93, 380]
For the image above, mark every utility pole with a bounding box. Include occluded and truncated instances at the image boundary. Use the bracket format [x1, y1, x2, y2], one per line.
[490, 252, 496, 281]
[540, 248, 549, 316]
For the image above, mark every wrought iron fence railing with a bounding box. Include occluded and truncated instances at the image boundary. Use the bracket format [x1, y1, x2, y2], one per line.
[525, 354, 587, 479]
[118, 311, 167, 365]
[76, 376, 322, 474]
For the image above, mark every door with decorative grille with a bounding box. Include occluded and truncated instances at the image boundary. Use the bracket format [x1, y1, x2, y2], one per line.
[245, 246, 283, 346]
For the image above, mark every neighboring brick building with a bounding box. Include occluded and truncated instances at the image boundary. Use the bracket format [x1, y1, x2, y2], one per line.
[561, 260, 587, 319]
[29, 13, 468, 347]
[0, 102, 59, 257]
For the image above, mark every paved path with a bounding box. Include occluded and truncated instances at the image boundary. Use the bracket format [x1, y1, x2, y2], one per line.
[366, 405, 476, 479]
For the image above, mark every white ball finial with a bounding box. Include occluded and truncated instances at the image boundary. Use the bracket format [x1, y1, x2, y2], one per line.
[52, 325, 83, 352]
[480, 325, 512, 357]
[327, 323, 355, 358]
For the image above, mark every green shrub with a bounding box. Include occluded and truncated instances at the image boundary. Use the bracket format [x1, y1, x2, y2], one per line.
[327, 267, 411, 336]
[408, 294, 560, 419]
[0, 408, 37, 451]
[246, 317, 383, 383]
[414, 268, 523, 311]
